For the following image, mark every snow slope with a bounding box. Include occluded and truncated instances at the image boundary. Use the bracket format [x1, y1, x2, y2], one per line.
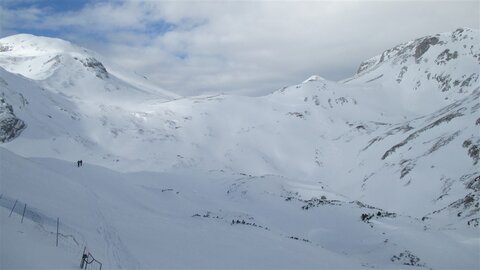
[1, 28, 479, 269]
[2, 148, 478, 269]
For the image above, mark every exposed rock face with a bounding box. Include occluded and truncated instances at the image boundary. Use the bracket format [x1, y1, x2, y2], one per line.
[436, 49, 458, 65]
[0, 44, 12, 52]
[414, 36, 439, 60]
[355, 35, 442, 74]
[0, 97, 25, 143]
[356, 58, 378, 74]
[77, 57, 109, 79]
[463, 139, 480, 165]
[355, 28, 477, 75]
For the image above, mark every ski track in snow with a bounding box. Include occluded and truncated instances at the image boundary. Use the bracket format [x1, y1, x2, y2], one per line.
[76, 169, 143, 269]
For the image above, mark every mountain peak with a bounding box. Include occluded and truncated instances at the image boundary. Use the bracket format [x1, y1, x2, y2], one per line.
[354, 28, 479, 77]
[0, 34, 85, 56]
[0, 34, 104, 81]
[303, 75, 328, 83]
[0, 33, 179, 101]
[344, 27, 479, 107]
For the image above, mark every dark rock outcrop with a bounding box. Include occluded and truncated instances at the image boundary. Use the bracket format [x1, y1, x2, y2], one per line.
[0, 97, 25, 143]
[414, 36, 439, 60]
[77, 57, 109, 79]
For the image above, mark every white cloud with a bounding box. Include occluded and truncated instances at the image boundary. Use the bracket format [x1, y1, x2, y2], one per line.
[1, 0, 479, 96]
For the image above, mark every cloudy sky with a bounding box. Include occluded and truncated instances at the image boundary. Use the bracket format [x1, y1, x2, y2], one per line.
[1, 0, 479, 96]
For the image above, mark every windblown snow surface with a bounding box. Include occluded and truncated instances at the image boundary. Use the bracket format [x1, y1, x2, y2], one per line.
[1, 28, 479, 269]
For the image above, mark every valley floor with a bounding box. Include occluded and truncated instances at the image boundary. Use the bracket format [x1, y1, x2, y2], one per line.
[1, 147, 478, 269]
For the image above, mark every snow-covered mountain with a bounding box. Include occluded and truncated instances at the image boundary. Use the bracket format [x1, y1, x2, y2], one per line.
[344, 27, 479, 113]
[1, 29, 478, 269]
[0, 34, 179, 102]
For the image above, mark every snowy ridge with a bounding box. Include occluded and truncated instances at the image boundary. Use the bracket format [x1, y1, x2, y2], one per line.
[0, 29, 479, 269]
[344, 28, 479, 111]
[0, 34, 179, 102]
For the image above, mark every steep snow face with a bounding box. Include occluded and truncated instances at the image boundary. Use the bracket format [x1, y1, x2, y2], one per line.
[344, 28, 480, 114]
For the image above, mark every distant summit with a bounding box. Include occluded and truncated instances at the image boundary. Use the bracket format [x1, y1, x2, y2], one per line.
[354, 28, 478, 76]
[0, 33, 81, 55]
[344, 28, 479, 103]
[0, 34, 179, 100]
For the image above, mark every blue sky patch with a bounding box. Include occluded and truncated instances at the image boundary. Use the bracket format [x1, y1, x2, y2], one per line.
[1, 0, 95, 12]
[145, 20, 176, 37]
[175, 51, 189, 60]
